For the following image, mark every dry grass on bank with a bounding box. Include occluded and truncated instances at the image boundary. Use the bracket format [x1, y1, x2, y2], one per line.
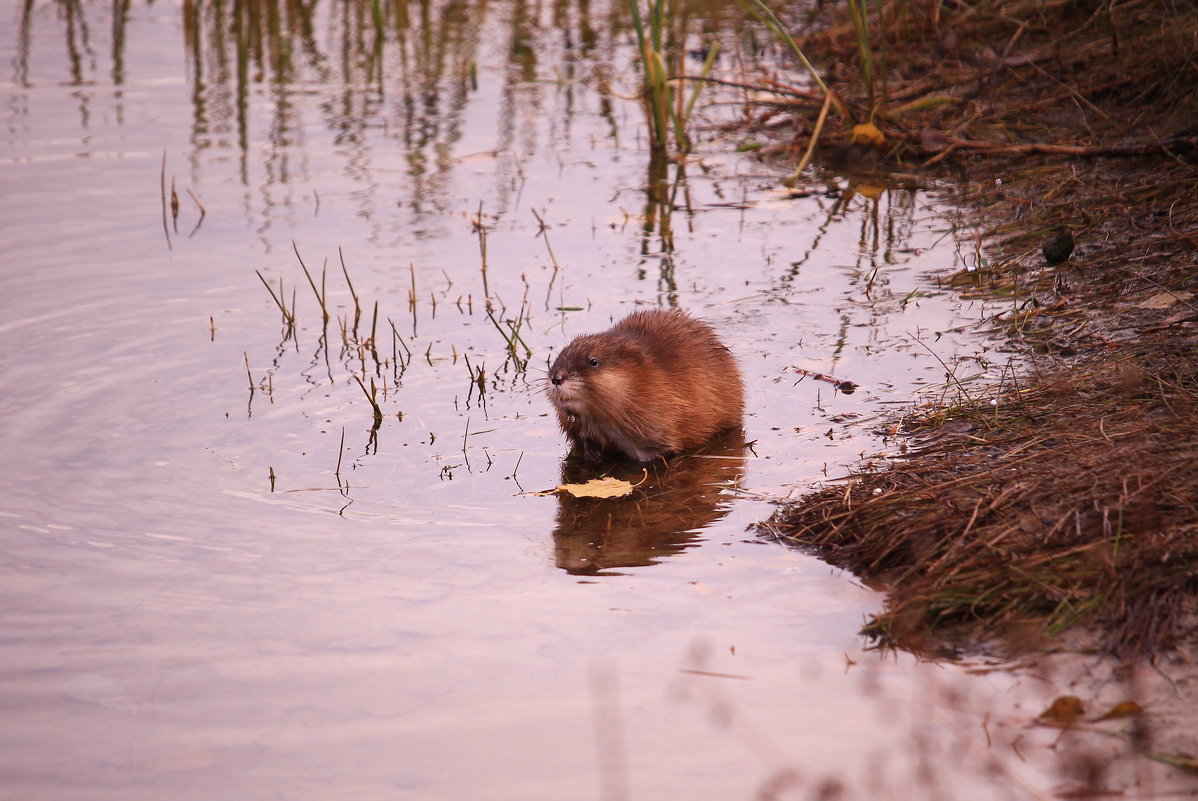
[763, 351, 1198, 657]
[739, 0, 1198, 165]
[753, 1, 1198, 658]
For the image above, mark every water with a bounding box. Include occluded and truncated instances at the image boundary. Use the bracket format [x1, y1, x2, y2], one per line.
[0, 1, 1084, 798]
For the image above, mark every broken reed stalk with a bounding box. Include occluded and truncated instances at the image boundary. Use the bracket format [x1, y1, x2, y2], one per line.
[388, 318, 412, 366]
[474, 201, 491, 298]
[463, 354, 486, 398]
[339, 247, 362, 336]
[530, 207, 562, 273]
[159, 150, 172, 250]
[485, 306, 532, 361]
[293, 242, 329, 326]
[243, 352, 254, 394]
[352, 374, 385, 427]
[335, 426, 346, 486]
[255, 269, 296, 327]
[186, 188, 206, 220]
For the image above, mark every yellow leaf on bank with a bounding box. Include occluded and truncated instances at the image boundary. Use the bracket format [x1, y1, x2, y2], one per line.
[1138, 290, 1193, 310]
[850, 122, 886, 148]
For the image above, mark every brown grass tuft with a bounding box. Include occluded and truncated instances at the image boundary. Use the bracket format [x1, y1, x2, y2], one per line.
[763, 351, 1198, 658]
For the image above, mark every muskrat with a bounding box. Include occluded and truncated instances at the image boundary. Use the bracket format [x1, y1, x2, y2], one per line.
[547, 308, 744, 462]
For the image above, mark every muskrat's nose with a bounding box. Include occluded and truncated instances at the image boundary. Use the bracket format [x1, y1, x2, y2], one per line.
[550, 373, 564, 386]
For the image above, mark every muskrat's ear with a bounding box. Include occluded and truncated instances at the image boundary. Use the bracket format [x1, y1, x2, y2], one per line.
[617, 338, 645, 362]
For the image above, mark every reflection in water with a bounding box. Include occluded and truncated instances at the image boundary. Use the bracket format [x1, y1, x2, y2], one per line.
[553, 429, 746, 575]
[179, 0, 493, 212]
[11, 0, 781, 240]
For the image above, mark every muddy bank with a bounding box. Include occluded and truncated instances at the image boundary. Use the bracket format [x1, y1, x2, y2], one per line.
[754, 0, 1198, 658]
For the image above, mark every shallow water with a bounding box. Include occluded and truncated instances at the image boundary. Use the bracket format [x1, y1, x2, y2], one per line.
[0, 1, 1099, 798]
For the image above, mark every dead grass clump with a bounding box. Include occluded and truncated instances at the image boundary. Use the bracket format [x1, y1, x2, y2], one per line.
[745, 0, 1198, 661]
[762, 349, 1198, 658]
[738, 0, 1198, 165]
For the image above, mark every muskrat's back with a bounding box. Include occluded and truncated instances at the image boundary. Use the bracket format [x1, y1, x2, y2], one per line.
[547, 308, 744, 462]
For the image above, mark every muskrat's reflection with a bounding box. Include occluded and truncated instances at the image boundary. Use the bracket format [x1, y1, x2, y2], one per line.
[552, 430, 747, 575]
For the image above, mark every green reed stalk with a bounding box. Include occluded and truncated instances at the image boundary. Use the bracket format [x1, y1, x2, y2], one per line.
[845, 0, 875, 116]
[628, 0, 672, 152]
[680, 41, 719, 132]
[873, 0, 889, 110]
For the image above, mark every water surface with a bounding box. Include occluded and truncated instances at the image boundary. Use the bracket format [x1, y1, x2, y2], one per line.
[1, 2, 1077, 798]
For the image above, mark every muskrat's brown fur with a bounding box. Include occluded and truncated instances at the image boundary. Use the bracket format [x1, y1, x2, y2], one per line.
[547, 308, 744, 462]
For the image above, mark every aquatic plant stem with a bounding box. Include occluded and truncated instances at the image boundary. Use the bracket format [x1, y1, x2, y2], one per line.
[845, 0, 875, 115]
[353, 374, 384, 428]
[159, 150, 172, 251]
[783, 90, 833, 187]
[255, 269, 296, 328]
[338, 247, 361, 336]
[628, 0, 671, 152]
[292, 242, 329, 326]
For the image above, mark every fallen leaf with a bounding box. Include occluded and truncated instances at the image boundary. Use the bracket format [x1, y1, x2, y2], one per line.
[1037, 695, 1086, 726]
[854, 183, 886, 201]
[1138, 290, 1193, 309]
[524, 475, 642, 499]
[850, 122, 886, 148]
[559, 476, 637, 498]
[1091, 700, 1144, 722]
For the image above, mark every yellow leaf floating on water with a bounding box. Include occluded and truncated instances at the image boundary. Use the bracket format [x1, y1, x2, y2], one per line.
[853, 183, 886, 201]
[850, 122, 886, 148]
[525, 473, 645, 499]
[559, 477, 637, 498]
[1037, 695, 1086, 727]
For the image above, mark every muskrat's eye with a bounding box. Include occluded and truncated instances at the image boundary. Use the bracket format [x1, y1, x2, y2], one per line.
[587, 356, 600, 367]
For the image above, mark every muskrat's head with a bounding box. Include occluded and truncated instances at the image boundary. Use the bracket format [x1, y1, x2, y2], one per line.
[546, 333, 647, 422]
